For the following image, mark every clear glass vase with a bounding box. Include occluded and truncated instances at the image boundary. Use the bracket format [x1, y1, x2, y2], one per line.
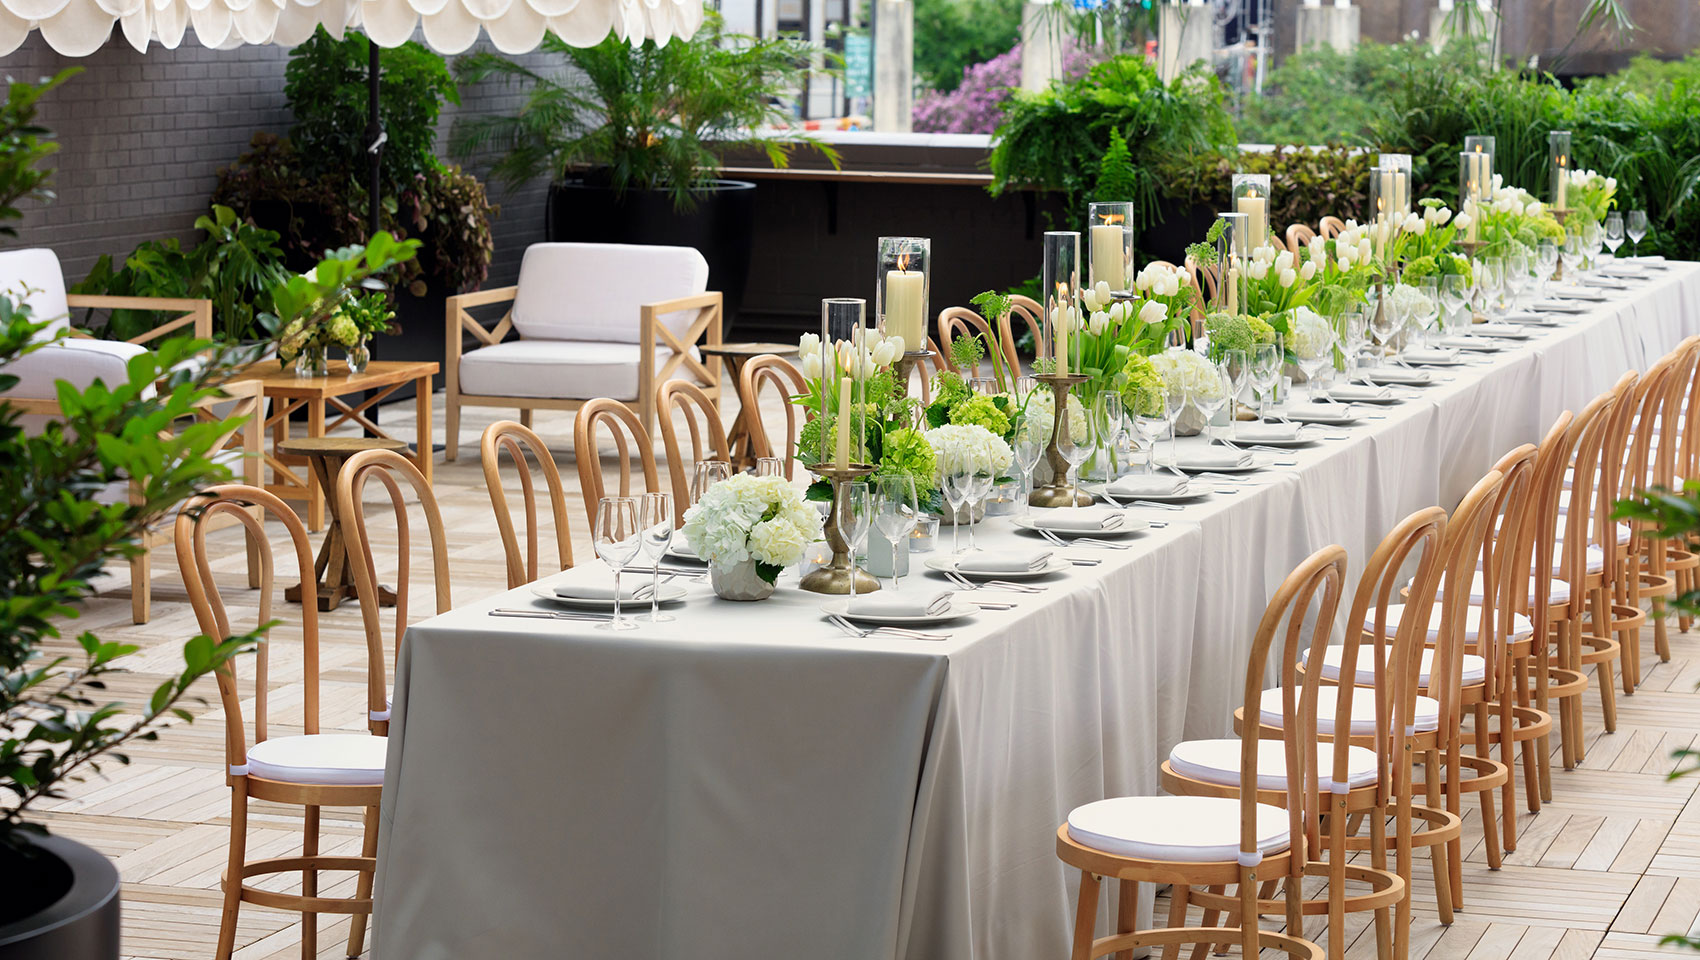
[294, 344, 328, 377]
[346, 338, 370, 374]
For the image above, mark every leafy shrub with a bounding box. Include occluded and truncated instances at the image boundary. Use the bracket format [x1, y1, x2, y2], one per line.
[914, 0, 1021, 94]
[1166, 144, 1375, 232]
[914, 44, 1094, 135]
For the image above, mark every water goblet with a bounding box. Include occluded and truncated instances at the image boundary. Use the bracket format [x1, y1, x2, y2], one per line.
[755, 456, 784, 478]
[637, 492, 674, 623]
[1560, 232, 1584, 280]
[1534, 240, 1558, 297]
[1012, 418, 1044, 515]
[1162, 380, 1188, 467]
[1295, 322, 1337, 403]
[1603, 211, 1624, 261]
[840, 481, 873, 602]
[593, 496, 642, 632]
[691, 459, 732, 505]
[1439, 274, 1469, 336]
[1190, 362, 1233, 442]
[1503, 249, 1529, 312]
[1582, 221, 1604, 273]
[1250, 341, 1283, 419]
[1094, 391, 1125, 479]
[942, 470, 971, 554]
[1131, 404, 1167, 473]
[1412, 278, 1440, 349]
[1219, 349, 1249, 440]
[1368, 292, 1401, 366]
[965, 470, 994, 551]
[1057, 395, 1098, 493]
[873, 474, 918, 591]
[1627, 210, 1648, 257]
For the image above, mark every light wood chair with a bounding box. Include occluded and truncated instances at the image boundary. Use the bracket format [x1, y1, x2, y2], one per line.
[1319, 216, 1346, 239]
[937, 306, 1019, 380]
[1008, 294, 1049, 362]
[481, 420, 575, 589]
[1616, 350, 1688, 687]
[657, 378, 731, 524]
[738, 354, 808, 481]
[175, 484, 384, 960]
[1287, 223, 1318, 253]
[1058, 548, 1345, 960]
[573, 398, 663, 531]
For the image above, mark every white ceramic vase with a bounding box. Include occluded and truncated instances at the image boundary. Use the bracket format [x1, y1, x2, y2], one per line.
[710, 559, 775, 601]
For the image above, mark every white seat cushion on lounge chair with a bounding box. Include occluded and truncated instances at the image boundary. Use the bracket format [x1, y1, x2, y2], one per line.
[457, 339, 701, 401]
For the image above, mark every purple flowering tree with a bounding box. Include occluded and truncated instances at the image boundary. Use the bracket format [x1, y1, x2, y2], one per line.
[913, 43, 1095, 134]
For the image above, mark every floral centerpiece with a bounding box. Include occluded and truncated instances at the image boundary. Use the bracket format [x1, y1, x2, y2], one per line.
[681, 474, 824, 600]
[923, 422, 1014, 523]
[1150, 348, 1227, 435]
[1118, 353, 1166, 416]
[1465, 179, 1565, 256]
[262, 235, 419, 375]
[1050, 277, 1191, 400]
[1562, 167, 1618, 228]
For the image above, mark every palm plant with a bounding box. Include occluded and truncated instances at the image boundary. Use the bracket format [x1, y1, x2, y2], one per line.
[450, 15, 837, 211]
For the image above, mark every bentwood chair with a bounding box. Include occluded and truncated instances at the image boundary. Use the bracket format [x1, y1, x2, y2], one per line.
[481, 420, 575, 589]
[1059, 548, 1345, 960]
[573, 398, 663, 530]
[1319, 217, 1347, 239]
[738, 355, 808, 481]
[1616, 352, 1686, 686]
[657, 378, 731, 524]
[1286, 223, 1318, 254]
[176, 484, 386, 960]
[938, 306, 1021, 379]
[336, 448, 453, 954]
[1007, 295, 1049, 363]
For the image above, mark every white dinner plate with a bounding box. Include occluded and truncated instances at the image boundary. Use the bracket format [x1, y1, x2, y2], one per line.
[1011, 514, 1149, 538]
[531, 582, 690, 608]
[821, 599, 979, 625]
[1081, 480, 1207, 503]
[1551, 286, 1610, 301]
[924, 555, 1071, 580]
[1279, 406, 1361, 425]
[1170, 455, 1260, 474]
[1471, 323, 1534, 339]
[1328, 385, 1401, 404]
[1530, 299, 1590, 313]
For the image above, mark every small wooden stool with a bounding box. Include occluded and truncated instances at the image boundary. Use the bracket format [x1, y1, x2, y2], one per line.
[698, 341, 796, 470]
[280, 436, 408, 611]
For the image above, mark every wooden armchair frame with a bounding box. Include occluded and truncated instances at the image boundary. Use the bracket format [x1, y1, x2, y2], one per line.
[481, 420, 575, 589]
[443, 286, 723, 461]
[573, 398, 663, 531]
[64, 293, 212, 344]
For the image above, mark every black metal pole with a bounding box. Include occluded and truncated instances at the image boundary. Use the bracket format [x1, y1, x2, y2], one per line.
[364, 40, 384, 431]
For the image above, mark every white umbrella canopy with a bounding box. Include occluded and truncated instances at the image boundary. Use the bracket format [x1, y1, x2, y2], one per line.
[0, 0, 705, 58]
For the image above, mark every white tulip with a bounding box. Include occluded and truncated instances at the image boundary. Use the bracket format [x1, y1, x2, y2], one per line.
[1491, 173, 1504, 191]
[1082, 288, 1103, 313]
[1453, 212, 1474, 231]
[1524, 200, 1544, 217]
[1254, 244, 1277, 265]
[1357, 238, 1373, 263]
[801, 352, 822, 379]
[1274, 250, 1294, 272]
[1309, 236, 1327, 263]
[1338, 245, 1355, 268]
[1089, 311, 1110, 336]
[1249, 260, 1270, 281]
[797, 332, 820, 359]
[1300, 259, 1317, 281]
[1436, 206, 1453, 226]
[886, 334, 906, 355]
[1606, 176, 1617, 191]
[1279, 267, 1297, 288]
[871, 340, 896, 366]
[1138, 300, 1168, 326]
[1095, 280, 1112, 303]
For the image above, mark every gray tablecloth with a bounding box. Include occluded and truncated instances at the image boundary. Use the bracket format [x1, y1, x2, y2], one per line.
[373, 263, 1700, 960]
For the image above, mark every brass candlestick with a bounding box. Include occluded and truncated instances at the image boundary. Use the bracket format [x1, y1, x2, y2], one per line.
[1454, 240, 1486, 322]
[1028, 373, 1094, 508]
[892, 349, 932, 402]
[1551, 209, 1570, 281]
[800, 463, 881, 595]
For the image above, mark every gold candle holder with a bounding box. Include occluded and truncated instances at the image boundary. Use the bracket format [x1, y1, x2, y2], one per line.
[892, 349, 932, 402]
[800, 463, 881, 595]
[1551, 209, 1570, 281]
[1028, 373, 1094, 508]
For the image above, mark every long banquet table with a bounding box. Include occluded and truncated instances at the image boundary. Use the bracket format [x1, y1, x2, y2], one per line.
[374, 263, 1700, 960]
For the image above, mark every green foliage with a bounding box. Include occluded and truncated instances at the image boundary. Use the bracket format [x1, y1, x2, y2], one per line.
[69, 205, 291, 343]
[877, 426, 939, 498]
[258, 230, 421, 366]
[285, 27, 460, 192]
[1583, 51, 1700, 98]
[948, 333, 985, 371]
[914, 0, 1021, 93]
[947, 394, 1011, 436]
[1169, 144, 1375, 233]
[989, 57, 1237, 234]
[1185, 217, 1227, 268]
[1093, 127, 1139, 202]
[1237, 39, 1479, 145]
[451, 14, 838, 212]
[0, 69, 75, 237]
[1118, 352, 1164, 417]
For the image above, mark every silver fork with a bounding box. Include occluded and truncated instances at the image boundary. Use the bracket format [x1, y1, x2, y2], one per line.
[490, 608, 613, 623]
[826, 614, 949, 641]
[1035, 527, 1130, 550]
[943, 570, 1043, 593]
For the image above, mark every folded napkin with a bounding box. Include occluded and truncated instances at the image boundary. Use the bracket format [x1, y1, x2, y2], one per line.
[1284, 404, 1356, 423]
[1107, 474, 1189, 497]
[1472, 323, 1532, 338]
[1501, 312, 1546, 325]
[1531, 299, 1587, 313]
[957, 549, 1053, 574]
[1179, 449, 1254, 470]
[1034, 507, 1126, 532]
[1360, 367, 1431, 385]
[1551, 286, 1609, 301]
[1580, 275, 1629, 289]
[1625, 255, 1665, 266]
[1441, 336, 1501, 352]
[1402, 347, 1460, 363]
[850, 589, 955, 618]
[668, 539, 700, 559]
[555, 579, 656, 601]
[1329, 384, 1393, 401]
[1601, 263, 1646, 277]
[1233, 421, 1300, 442]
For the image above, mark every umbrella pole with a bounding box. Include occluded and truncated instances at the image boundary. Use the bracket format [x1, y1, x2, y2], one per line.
[364, 41, 384, 431]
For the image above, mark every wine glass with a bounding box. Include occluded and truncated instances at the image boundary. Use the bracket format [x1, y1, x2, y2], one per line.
[691, 459, 732, 505]
[755, 457, 784, 478]
[1627, 210, 1648, 258]
[1219, 349, 1249, 440]
[1015, 375, 1037, 400]
[873, 474, 918, 592]
[1296, 322, 1337, 403]
[967, 376, 997, 396]
[1560, 232, 1584, 281]
[1162, 380, 1188, 468]
[593, 497, 642, 632]
[1190, 362, 1234, 442]
[1603, 211, 1625, 261]
[1505, 248, 1530, 312]
[1582, 221, 1604, 273]
[1058, 395, 1098, 493]
[1012, 417, 1044, 516]
[1534, 241, 1558, 298]
[1479, 257, 1506, 319]
[1412, 278, 1440, 349]
[840, 481, 873, 602]
[1250, 341, 1282, 419]
[942, 470, 971, 554]
[1368, 292, 1401, 366]
[1131, 401, 1167, 473]
[1094, 392, 1125, 480]
[965, 469, 994, 551]
[1439, 274, 1470, 337]
[637, 492, 674, 623]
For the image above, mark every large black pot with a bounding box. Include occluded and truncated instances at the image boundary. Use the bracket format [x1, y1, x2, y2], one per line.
[546, 179, 758, 331]
[0, 833, 121, 960]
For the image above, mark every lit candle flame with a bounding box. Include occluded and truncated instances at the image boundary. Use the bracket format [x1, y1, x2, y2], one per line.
[1103, 213, 1124, 226]
[897, 253, 910, 273]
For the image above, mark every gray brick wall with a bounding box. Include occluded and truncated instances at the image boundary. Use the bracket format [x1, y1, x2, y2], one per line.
[0, 32, 555, 290]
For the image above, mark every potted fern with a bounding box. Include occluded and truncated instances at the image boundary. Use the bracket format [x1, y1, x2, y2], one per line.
[449, 13, 835, 325]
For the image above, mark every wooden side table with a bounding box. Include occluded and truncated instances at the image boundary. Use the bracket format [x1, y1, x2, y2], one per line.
[280, 436, 409, 611]
[698, 342, 796, 471]
[232, 359, 437, 532]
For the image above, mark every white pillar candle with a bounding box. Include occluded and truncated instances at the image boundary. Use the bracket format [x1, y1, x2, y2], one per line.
[1225, 265, 1239, 314]
[1055, 288, 1071, 377]
[1555, 163, 1568, 210]
[835, 375, 853, 468]
[1465, 200, 1477, 243]
[1235, 195, 1267, 250]
[884, 269, 925, 348]
[1090, 224, 1126, 291]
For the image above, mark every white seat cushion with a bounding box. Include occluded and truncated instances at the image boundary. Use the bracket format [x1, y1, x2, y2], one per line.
[1362, 602, 1532, 644]
[245, 734, 387, 786]
[1323, 644, 1488, 687]
[1067, 795, 1291, 862]
[457, 339, 700, 401]
[509, 242, 709, 344]
[1169, 738, 1379, 791]
[0, 246, 71, 339]
[1260, 686, 1441, 735]
[1435, 572, 1570, 606]
[0, 338, 149, 398]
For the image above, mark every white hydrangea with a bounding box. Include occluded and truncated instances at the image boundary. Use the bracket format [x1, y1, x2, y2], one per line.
[924, 424, 1014, 478]
[681, 474, 823, 571]
[1149, 349, 1226, 403]
[1286, 306, 1333, 360]
[1389, 281, 1433, 326]
[1020, 388, 1089, 444]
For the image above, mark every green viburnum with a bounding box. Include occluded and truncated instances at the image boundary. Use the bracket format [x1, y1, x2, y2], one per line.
[1204, 312, 1274, 354]
[1185, 217, 1228, 268]
[877, 426, 938, 497]
[326, 313, 360, 348]
[1119, 353, 1165, 417]
[948, 394, 1011, 436]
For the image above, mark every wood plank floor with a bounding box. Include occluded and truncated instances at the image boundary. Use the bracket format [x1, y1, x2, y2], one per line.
[32, 385, 1700, 959]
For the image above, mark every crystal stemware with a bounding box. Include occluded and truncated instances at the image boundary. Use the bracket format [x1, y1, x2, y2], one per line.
[1439, 275, 1469, 337]
[1162, 381, 1188, 467]
[1582, 221, 1604, 273]
[1603, 211, 1624, 261]
[873, 474, 918, 591]
[1296, 322, 1337, 403]
[593, 496, 642, 632]
[1368, 291, 1400, 365]
[1413, 278, 1440, 348]
[1094, 391, 1125, 479]
[637, 492, 674, 623]
[1058, 395, 1098, 494]
[755, 457, 784, 478]
[1012, 418, 1043, 515]
[1250, 341, 1282, 419]
[965, 470, 994, 551]
[1627, 210, 1648, 257]
[840, 481, 873, 602]
[1502, 250, 1529, 313]
[1219, 349, 1249, 440]
[691, 459, 732, 505]
[1560, 232, 1584, 280]
[1534, 241, 1558, 299]
[942, 471, 971, 554]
